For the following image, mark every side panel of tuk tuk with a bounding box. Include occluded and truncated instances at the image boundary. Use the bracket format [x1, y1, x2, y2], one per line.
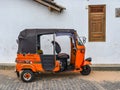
[75, 45, 85, 69]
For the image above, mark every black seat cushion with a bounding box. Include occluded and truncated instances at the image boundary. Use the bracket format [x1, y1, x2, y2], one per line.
[57, 53, 69, 59]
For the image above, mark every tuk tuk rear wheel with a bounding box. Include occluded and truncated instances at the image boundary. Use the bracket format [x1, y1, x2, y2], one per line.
[21, 70, 34, 82]
[80, 65, 91, 75]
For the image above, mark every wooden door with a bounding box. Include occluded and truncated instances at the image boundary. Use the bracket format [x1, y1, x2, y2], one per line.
[89, 5, 106, 42]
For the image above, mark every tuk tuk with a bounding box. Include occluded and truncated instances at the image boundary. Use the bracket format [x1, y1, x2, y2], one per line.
[15, 29, 92, 82]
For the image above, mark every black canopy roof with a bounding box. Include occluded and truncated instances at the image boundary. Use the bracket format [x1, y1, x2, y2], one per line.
[18, 29, 76, 39]
[17, 29, 76, 54]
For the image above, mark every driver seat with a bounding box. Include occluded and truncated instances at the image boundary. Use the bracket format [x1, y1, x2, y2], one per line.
[51, 41, 69, 59]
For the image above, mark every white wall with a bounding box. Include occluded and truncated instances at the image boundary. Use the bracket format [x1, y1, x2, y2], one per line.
[0, 0, 120, 64]
[86, 0, 120, 64]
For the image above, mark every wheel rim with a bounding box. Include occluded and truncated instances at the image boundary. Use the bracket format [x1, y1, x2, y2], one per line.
[23, 73, 32, 81]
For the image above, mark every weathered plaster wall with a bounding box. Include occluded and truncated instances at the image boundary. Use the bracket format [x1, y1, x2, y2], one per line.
[0, 0, 120, 63]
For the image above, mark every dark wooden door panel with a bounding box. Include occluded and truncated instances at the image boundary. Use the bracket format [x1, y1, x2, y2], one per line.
[89, 5, 106, 42]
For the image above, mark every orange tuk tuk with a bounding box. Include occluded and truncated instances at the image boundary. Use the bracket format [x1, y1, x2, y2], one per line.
[15, 29, 92, 82]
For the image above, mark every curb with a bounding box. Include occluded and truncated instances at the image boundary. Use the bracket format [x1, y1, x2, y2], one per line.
[0, 63, 15, 70]
[91, 64, 120, 71]
[0, 63, 120, 71]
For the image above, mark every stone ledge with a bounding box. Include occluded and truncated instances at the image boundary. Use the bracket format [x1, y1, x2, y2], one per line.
[0, 63, 120, 71]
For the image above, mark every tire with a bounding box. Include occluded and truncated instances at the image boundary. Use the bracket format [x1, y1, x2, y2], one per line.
[21, 70, 34, 82]
[80, 65, 91, 75]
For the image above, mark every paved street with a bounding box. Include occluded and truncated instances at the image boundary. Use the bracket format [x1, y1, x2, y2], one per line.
[0, 70, 120, 90]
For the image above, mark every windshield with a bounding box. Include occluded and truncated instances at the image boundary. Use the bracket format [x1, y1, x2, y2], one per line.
[77, 36, 84, 46]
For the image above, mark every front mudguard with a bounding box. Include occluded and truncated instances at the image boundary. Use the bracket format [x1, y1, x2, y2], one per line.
[83, 57, 92, 66]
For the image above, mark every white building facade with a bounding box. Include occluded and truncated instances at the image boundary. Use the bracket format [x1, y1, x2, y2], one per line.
[0, 0, 120, 64]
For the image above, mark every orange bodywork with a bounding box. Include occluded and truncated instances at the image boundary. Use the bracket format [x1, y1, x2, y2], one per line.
[16, 54, 60, 72]
[75, 44, 85, 69]
[16, 40, 91, 73]
[16, 54, 40, 63]
[70, 38, 91, 72]
[74, 39, 92, 71]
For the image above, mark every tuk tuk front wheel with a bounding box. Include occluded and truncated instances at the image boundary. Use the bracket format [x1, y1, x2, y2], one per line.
[21, 70, 34, 82]
[80, 65, 91, 75]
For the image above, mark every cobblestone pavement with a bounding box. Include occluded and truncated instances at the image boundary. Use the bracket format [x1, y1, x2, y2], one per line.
[0, 70, 120, 90]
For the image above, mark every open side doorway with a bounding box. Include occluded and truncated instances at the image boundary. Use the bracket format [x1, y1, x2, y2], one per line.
[37, 33, 71, 71]
[38, 34, 55, 71]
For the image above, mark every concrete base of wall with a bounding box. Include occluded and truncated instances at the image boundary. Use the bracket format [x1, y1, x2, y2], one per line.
[91, 64, 120, 71]
[0, 63, 120, 71]
[0, 63, 15, 70]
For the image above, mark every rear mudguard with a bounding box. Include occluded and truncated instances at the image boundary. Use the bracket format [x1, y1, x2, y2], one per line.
[15, 64, 36, 78]
[16, 64, 37, 72]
